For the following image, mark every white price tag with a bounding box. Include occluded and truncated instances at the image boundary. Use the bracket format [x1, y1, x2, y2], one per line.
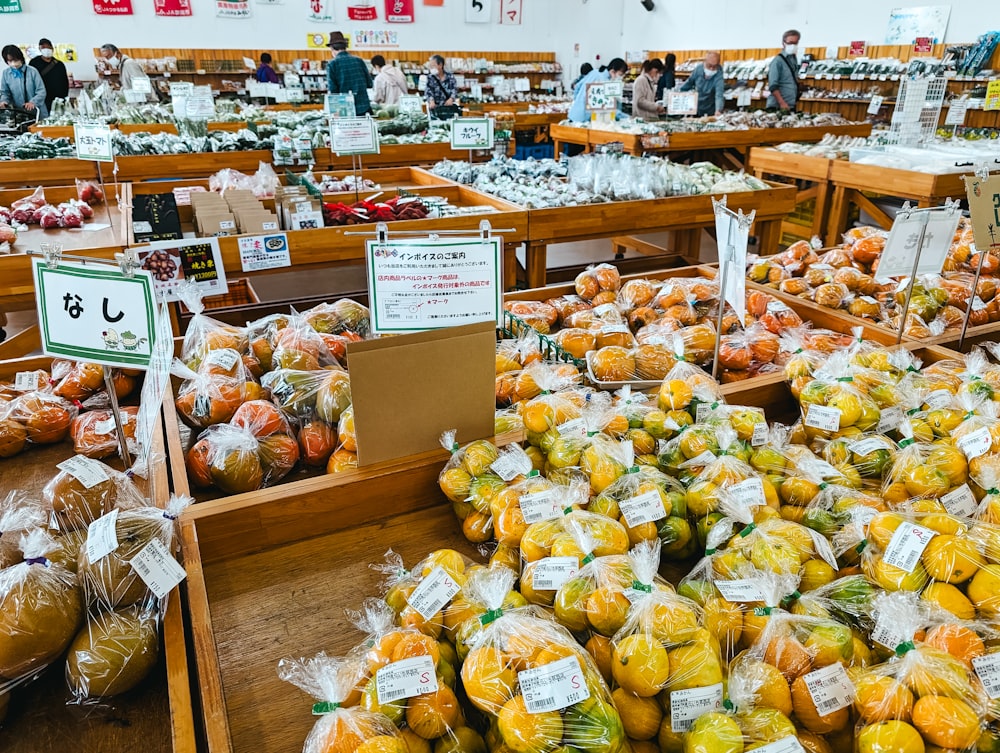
[808, 529, 839, 570]
[85, 509, 119, 564]
[600, 324, 630, 335]
[129, 538, 187, 599]
[13, 372, 38, 391]
[715, 578, 768, 603]
[93, 418, 116, 435]
[678, 450, 717, 469]
[491, 445, 533, 481]
[557, 418, 587, 439]
[754, 737, 806, 753]
[752, 423, 769, 447]
[848, 437, 891, 456]
[520, 490, 562, 524]
[973, 653, 1000, 699]
[805, 405, 842, 432]
[883, 524, 936, 573]
[206, 349, 240, 372]
[532, 557, 579, 591]
[670, 683, 724, 732]
[620, 489, 667, 528]
[766, 300, 791, 313]
[942, 484, 978, 517]
[696, 402, 720, 422]
[57, 455, 110, 489]
[946, 100, 969, 126]
[376, 656, 439, 703]
[518, 655, 591, 713]
[730, 478, 766, 509]
[957, 426, 992, 460]
[867, 95, 884, 114]
[925, 389, 953, 409]
[803, 663, 855, 715]
[878, 407, 904, 433]
[406, 566, 461, 620]
[871, 611, 908, 651]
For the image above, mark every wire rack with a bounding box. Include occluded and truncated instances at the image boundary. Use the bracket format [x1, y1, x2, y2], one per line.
[887, 76, 947, 145]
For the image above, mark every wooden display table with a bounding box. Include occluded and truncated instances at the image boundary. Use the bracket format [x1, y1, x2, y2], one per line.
[0, 157, 98, 188]
[31, 122, 255, 140]
[748, 147, 835, 241]
[519, 182, 796, 289]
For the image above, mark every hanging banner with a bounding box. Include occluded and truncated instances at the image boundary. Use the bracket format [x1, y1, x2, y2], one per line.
[93, 0, 133, 14]
[465, 0, 492, 23]
[308, 0, 334, 21]
[385, 0, 414, 22]
[154, 0, 192, 15]
[499, 0, 521, 24]
[347, 2, 378, 19]
[216, 0, 252, 17]
[0, 0, 22, 13]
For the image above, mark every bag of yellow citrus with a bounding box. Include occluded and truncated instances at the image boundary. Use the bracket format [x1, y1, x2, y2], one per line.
[880, 418, 967, 506]
[819, 429, 898, 489]
[437, 431, 505, 544]
[799, 481, 887, 552]
[517, 365, 588, 442]
[344, 598, 478, 753]
[795, 352, 881, 443]
[278, 652, 408, 753]
[457, 566, 630, 753]
[951, 394, 1000, 480]
[508, 362, 583, 407]
[589, 462, 685, 550]
[657, 353, 723, 420]
[853, 590, 987, 753]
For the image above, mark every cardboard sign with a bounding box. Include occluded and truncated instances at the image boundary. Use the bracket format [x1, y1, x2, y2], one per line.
[33, 259, 158, 369]
[450, 118, 494, 150]
[667, 91, 697, 115]
[347, 322, 495, 465]
[848, 40, 867, 57]
[365, 236, 502, 334]
[331, 117, 380, 155]
[74, 123, 114, 162]
[964, 174, 1000, 253]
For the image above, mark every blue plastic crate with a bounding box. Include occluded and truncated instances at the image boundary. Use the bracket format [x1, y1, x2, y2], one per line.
[515, 143, 554, 160]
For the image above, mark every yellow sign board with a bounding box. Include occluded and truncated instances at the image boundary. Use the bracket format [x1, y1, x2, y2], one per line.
[986, 79, 1000, 112]
[306, 32, 328, 49]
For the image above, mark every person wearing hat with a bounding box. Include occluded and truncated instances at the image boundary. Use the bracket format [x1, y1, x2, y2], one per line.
[326, 31, 372, 116]
[29, 39, 69, 111]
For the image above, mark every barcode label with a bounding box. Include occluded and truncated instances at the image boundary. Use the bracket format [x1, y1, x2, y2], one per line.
[942, 484, 978, 517]
[696, 402, 719, 422]
[93, 418, 117, 435]
[957, 426, 992, 460]
[491, 445, 533, 481]
[207, 349, 240, 371]
[925, 389, 953, 410]
[670, 683, 724, 731]
[130, 538, 187, 599]
[715, 578, 767, 603]
[882, 523, 936, 573]
[13, 371, 37, 391]
[805, 405, 841, 432]
[620, 489, 666, 527]
[519, 655, 590, 713]
[848, 437, 891, 456]
[973, 653, 1000, 699]
[878, 406, 904, 433]
[531, 557, 578, 591]
[557, 418, 587, 439]
[752, 422, 769, 446]
[871, 611, 908, 651]
[754, 737, 805, 753]
[406, 566, 461, 620]
[803, 663, 854, 715]
[730, 477, 766, 508]
[86, 509, 119, 564]
[57, 455, 110, 489]
[376, 656, 438, 704]
[520, 490, 561, 524]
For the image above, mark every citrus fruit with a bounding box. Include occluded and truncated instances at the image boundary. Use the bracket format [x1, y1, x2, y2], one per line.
[856, 720, 925, 753]
[497, 695, 563, 753]
[612, 634, 670, 697]
[912, 695, 980, 749]
[854, 674, 914, 724]
[406, 685, 461, 740]
[462, 646, 516, 713]
[612, 688, 662, 741]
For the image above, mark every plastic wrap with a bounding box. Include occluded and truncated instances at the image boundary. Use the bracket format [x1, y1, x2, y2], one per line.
[75, 178, 104, 205]
[0, 491, 46, 569]
[173, 350, 264, 430]
[574, 263, 622, 304]
[438, 432, 505, 544]
[43, 457, 144, 532]
[177, 286, 248, 371]
[71, 405, 140, 459]
[4, 391, 77, 451]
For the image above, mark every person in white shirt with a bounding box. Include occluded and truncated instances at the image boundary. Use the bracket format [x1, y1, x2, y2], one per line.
[100, 43, 154, 101]
[370, 55, 408, 106]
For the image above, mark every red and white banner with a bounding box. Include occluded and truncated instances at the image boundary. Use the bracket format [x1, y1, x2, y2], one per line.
[499, 0, 521, 24]
[308, 0, 334, 21]
[385, 0, 413, 22]
[217, 0, 251, 16]
[347, 2, 378, 19]
[93, 0, 133, 14]
[154, 0, 192, 16]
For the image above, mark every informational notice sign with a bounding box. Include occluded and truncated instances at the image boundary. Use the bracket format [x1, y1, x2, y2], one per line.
[986, 80, 1000, 111]
[136, 238, 227, 302]
[913, 36, 933, 53]
[450, 118, 493, 150]
[667, 91, 697, 115]
[365, 236, 502, 334]
[945, 99, 969, 125]
[324, 92, 355, 117]
[715, 207, 750, 324]
[875, 208, 962, 281]
[74, 123, 114, 162]
[238, 233, 291, 271]
[964, 173, 1000, 253]
[33, 259, 158, 369]
[331, 116, 380, 155]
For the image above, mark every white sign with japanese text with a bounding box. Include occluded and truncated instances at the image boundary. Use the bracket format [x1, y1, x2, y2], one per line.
[324, 92, 355, 117]
[365, 236, 502, 334]
[33, 259, 158, 369]
[450, 118, 494, 150]
[74, 123, 114, 162]
[585, 82, 616, 112]
[136, 238, 227, 303]
[465, 0, 492, 23]
[331, 116, 380, 155]
[238, 233, 291, 271]
[875, 208, 962, 281]
[398, 94, 424, 114]
[667, 91, 698, 115]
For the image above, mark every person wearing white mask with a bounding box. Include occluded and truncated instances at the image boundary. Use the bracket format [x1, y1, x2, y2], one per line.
[678, 51, 725, 116]
[767, 29, 801, 111]
[100, 43, 153, 101]
[29, 38, 69, 111]
[0, 44, 48, 119]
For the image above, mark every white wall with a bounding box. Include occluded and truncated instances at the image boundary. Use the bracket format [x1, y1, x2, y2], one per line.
[3, 0, 622, 83]
[621, 0, 987, 55]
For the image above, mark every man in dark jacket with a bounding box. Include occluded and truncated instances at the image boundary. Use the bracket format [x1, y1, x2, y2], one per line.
[29, 38, 69, 111]
[326, 30, 372, 116]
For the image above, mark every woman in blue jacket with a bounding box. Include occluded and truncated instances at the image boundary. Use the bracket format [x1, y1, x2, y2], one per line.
[0, 45, 48, 119]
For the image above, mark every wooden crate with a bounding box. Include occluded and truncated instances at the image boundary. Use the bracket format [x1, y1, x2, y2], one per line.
[0, 355, 196, 753]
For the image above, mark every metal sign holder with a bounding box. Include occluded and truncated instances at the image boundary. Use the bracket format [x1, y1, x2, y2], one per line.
[710, 197, 755, 381]
[344, 219, 516, 244]
[959, 164, 997, 350]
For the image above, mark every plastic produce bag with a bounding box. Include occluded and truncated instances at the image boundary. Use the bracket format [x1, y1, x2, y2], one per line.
[177, 286, 248, 371]
[71, 405, 140, 459]
[0, 491, 46, 569]
[5, 391, 77, 449]
[438, 431, 505, 544]
[172, 352, 264, 430]
[43, 457, 144, 532]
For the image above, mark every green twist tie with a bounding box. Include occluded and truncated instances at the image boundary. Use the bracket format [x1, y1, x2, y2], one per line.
[738, 523, 757, 538]
[966, 411, 975, 420]
[528, 469, 540, 478]
[972, 375, 983, 381]
[990, 488, 1000, 496]
[836, 376, 854, 382]
[906, 408, 920, 416]
[819, 482, 829, 490]
[723, 699, 734, 711]
[563, 507, 575, 516]
[451, 443, 460, 453]
[705, 547, 717, 556]
[632, 581, 653, 593]
[895, 641, 915, 657]
[581, 552, 596, 565]
[794, 348, 804, 354]
[898, 438, 915, 448]
[628, 465, 641, 474]
[480, 608, 503, 626]
[856, 539, 868, 554]
[674, 354, 687, 362]
[781, 591, 802, 606]
[587, 431, 599, 438]
[754, 606, 773, 616]
[313, 702, 341, 715]
[907, 365, 919, 373]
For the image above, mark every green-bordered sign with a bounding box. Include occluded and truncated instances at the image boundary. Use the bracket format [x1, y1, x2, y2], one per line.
[0, 0, 22, 12]
[450, 117, 494, 150]
[33, 259, 158, 368]
[74, 123, 114, 162]
[365, 236, 502, 334]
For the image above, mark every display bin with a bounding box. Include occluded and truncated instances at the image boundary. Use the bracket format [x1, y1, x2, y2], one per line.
[0, 355, 196, 753]
[0, 157, 99, 188]
[514, 143, 554, 160]
[178, 278, 260, 313]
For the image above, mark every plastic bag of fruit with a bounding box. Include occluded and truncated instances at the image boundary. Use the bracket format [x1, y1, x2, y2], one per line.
[503, 362, 581, 407]
[260, 367, 350, 467]
[177, 287, 248, 372]
[4, 390, 77, 449]
[300, 298, 371, 340]
[438, 431, 504, 544]
[268, 314, 343, 372]
[574, 263, 621, 304]
[457, 565, 630, 753]
[172, 347, 263, 430]
[0, 491, 46, 569]
[42, 456, 145, 532]
[795, 352, 882, 446]
[70, 405, 140, 460]
[589, 462, 685, 550]
[278, 652, 407, 753]
[520, 483, 629, 564]
[879, 419, 968, 507]
[50, 360, 137, 403]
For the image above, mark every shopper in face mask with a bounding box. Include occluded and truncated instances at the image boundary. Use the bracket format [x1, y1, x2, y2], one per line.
[100, 43, 154, 102]
[767, 29, 801, 111]
[1, 45, 48, 119]
[678, 51, 725, 116]
[29, 39, 69, 111]
[632, 58, 665, 119]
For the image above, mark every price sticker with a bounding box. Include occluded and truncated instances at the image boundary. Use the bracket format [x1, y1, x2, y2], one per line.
[754, 737, 806, 753]
[376, 656, 438, 704]
[924, 389, 953, 410]
[557, 418, 587, 439]
[878, 406, 904, 433]
[848, 437, 891, 456]
[93, 418, 117, 435]
[946, 99, 969, 126]
[670, 683, 724, 732]
[491, 445, 532, 482]
[883, 524, 937, 573]
[130, 538, 187, 599]
[803, 663, 855, 716]
[58, 455, 110, 489]
[620, 489, 667, 528]
[518, 655, 590, 713]
[973, 653, 1000, 699]
[85, 509, 119, 564]
[715, 578, 768, 603]
[13, 372, 38, 391]
[206, 349, 240, 372]
[678, 450, 716, 469]
[752, 423, 769, 447]
[406, 567, 461, 620]
[805, 405, 841, 432]
[941, 484, 978, 517]
[871, 610, 909, 651]
[695, 402, 721, 422]
[729, 477, 766, 509]
[957, 426, 993, 460]
[808, 529, 839, 570]
[531, 557, 579, 591]
[520, 490, 561, 524]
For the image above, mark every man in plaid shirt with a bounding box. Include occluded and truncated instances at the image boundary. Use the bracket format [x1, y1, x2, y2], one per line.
[326, 31, 373, 115]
